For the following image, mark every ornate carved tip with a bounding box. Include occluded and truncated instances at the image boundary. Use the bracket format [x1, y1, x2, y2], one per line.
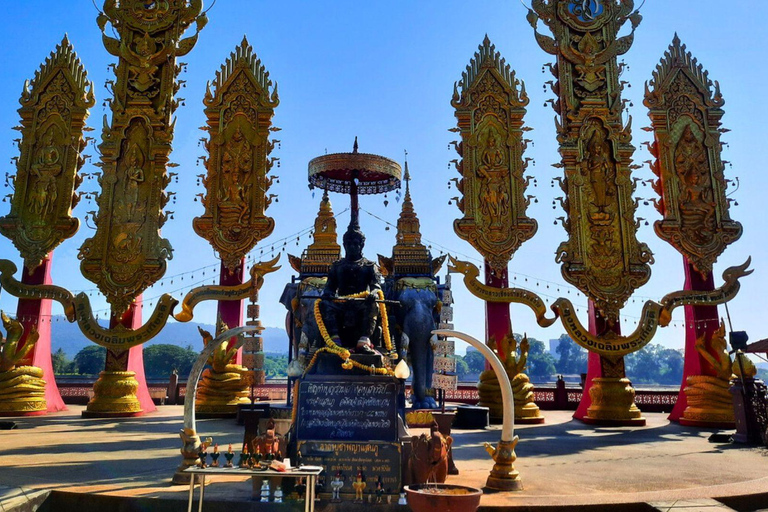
[353, 136, 359, 153]
[483, 34, 491, 46]
[672, 32, 681, 47]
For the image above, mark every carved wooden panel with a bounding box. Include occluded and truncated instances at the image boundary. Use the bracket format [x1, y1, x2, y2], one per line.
[78, 0, 206, 314]
[644, 35, 742, 276]
[529, 0, 652, 323]
[451, 36, 537, 276]
[0, 37, 94, 271]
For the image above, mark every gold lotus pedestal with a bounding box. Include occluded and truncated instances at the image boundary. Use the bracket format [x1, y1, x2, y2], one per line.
[195, 364, 251, 417]
[0, 366, 47, 416]
[83, 371, 142, 418]
[584, 377, 644, 426]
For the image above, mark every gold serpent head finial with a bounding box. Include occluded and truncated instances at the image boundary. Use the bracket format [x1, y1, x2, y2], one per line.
[0, 311, 38, 372]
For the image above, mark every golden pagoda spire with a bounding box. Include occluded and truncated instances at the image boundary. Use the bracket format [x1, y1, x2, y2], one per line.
[309, 189, 340, 252]
[395, 160, 425, 249]
[288, 189, 341, 275]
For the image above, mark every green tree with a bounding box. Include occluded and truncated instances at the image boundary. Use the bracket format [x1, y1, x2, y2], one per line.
[625, 344, 684, 385]
[52, 348, 75, 375]
[454, 356, 469, 380]
[74, 345, 106, 375]
[526, 337, 556, 379]
[463, 349, 485, 375]
[264, 355, 288, 378]
[554, 334, 588, 375]
[144, 344, 197, 378]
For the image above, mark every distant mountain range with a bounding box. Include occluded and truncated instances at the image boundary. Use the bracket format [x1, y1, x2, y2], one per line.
[49, 316, 289, 357]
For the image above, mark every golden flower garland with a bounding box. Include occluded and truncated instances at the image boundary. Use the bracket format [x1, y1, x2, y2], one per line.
[311, 291, 395, 376]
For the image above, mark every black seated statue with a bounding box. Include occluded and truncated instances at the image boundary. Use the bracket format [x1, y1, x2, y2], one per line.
[319, 222, 382, 354]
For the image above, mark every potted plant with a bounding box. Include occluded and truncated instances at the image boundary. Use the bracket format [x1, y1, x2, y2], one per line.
[404, 483, 482, 512]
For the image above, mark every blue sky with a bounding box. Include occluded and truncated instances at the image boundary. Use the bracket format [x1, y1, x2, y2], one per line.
[0, 1, 766, 357]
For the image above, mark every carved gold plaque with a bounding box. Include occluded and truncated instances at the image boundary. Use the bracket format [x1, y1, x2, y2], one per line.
[529, 0, 651, 323]
[644, 35, 742, 277]
[451, 36, 537, 276]
[193, 38, 279, 271]
[78, 0, 206, 314]
[0, 37, 94, 272]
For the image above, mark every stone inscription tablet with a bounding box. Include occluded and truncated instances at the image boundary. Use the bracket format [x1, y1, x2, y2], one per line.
[296, 377, 399, 442]
[297, 440, 401, 496]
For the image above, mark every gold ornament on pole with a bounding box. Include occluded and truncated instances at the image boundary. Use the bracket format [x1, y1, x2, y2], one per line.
[644, 34, 742, 277]
[450, 36, 537, 276]
[193, 37, 279, 272]
[0, 36, 94, 272]
[528, 0, 650, 423]
[79, 0, 207, 314]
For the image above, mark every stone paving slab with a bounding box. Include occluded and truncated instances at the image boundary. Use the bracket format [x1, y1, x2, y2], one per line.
[1, 406, 768, 510]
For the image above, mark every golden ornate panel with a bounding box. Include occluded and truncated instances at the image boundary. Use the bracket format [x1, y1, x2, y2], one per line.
[0, 37, 94, 272]
[644, 35, 741, 277]
[528, 0, 652, 323]
[451, 36, 537, 276]
[78, 0, 206, 314]
[193, 38, 279, 272]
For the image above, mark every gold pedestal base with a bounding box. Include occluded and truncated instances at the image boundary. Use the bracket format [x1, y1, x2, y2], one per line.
[585, 377, 645, 426]
[680, 375, 735, 428]
[82, 371, 142, 418]
[195, 364, 250, 417]
[479, 371, 544, 423]
[0, 366, 47, 416]
[484, 438, 523, 492]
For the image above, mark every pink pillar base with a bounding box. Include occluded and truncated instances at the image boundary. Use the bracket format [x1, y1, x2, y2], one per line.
[573, 301, 615, 421]
[218, 260, 245, 364]
[101, 297, 156, 415]
[484, 262, 512, 353]
[668, 258, 720, 423]
[15, 254, 66, 414]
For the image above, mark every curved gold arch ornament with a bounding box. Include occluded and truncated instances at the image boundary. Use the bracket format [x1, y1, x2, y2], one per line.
[173, 254, 280, 322]
[448, 256, 751, 356]
[448, 256, 557, 328]
[0, 256, 281, 350]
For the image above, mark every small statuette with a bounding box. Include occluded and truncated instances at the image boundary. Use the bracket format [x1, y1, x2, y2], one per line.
[224, 444, 234, 468]
[330, 471, 344, 503]
[295, 478, 306, 501]
[197, 441, 209, 469]
[375, 475, 384, 503]
[352, 468, 366, 503]
[398, 492, 407, 505]
[260, 480, 270, 502]
[238, 444, 249, 468]
[210, 444, 220, 467]
[253, 446, 262, 468]
[274, 487, 283, 503]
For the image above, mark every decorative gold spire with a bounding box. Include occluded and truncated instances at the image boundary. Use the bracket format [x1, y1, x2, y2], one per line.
[289, 190, 341, 275]
[309, 189, 340, 253]
[395, 161, 424, 249]
[390, 161, 432, 276]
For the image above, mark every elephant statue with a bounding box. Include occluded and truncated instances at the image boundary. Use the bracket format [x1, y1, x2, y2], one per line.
[279, 277, 326, 376]
[384, 276, 443, 409]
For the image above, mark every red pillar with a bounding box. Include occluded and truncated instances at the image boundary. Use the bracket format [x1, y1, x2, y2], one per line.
[15, 253, 66, 413]
[217, 260, 245, 364]
[111, 296, 156, 413]
[573, 301, 618, 421]
[484, 262, 512, 353]
[668, 257, 719, 422]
